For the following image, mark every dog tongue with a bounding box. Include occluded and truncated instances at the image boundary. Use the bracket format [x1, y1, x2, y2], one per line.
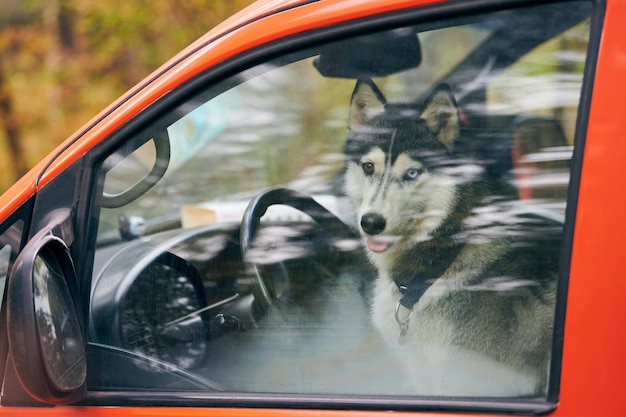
[367, 237, 390, 253]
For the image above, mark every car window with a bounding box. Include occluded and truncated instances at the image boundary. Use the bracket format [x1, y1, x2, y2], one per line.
[0, 219, 24, 388]
[0, 221, 24, 303]
[87, 1, 592, 407]
[0, 245, 11, 302]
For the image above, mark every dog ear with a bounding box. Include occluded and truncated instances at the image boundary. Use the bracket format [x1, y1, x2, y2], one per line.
[349, 78, 387, 129]
[421, 84, 460, 149]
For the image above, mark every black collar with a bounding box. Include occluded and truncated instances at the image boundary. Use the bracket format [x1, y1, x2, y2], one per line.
[398, 276, 433, 309]
[394, 241, 462, 310]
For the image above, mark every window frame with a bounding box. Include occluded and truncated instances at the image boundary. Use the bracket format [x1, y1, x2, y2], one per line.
[72, 0, 604, 413]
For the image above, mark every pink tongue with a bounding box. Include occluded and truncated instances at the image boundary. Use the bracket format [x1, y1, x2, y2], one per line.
[367, 237, 390, 253]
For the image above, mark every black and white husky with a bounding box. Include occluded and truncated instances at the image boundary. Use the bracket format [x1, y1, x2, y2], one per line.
[343, 78, 562, 396]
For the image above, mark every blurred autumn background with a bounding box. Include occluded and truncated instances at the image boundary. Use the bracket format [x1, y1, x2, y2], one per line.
[0, 0, 254, 193]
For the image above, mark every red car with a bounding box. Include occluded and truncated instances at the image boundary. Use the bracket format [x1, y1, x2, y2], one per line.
[1, 0, 624, 416]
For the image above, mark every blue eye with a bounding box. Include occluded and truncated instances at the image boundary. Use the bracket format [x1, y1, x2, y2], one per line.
[403, 168, 422, 181]
[362, 162, 375, 176]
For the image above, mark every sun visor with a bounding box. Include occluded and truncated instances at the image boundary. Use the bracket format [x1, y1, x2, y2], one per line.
[314, 29, 421, 78]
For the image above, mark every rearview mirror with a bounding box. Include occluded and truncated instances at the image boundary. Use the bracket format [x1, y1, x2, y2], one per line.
[314, 28, 422, 78]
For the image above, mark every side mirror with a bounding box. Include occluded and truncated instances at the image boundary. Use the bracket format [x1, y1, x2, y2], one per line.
[7, 230, 86, 404]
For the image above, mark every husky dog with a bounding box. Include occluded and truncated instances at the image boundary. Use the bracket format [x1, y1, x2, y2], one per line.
[343, 78, 561, 396]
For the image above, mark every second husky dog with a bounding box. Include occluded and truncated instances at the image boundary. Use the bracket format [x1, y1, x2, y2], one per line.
[343, 78, 561, 396]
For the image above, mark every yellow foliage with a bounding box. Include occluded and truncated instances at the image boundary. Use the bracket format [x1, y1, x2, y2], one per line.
[0, 0, 255, 192]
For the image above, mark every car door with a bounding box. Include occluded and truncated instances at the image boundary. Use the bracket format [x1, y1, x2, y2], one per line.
[1, 0, 610, 415]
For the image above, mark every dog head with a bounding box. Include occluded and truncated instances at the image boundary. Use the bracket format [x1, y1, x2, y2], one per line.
[344, 78, 463, 257]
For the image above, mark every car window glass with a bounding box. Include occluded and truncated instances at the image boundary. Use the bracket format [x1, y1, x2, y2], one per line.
[0, 220, 23, 392]
[88, 1, 592, 405]
[0, 245, 11, 302]
[0, 220, 23, 303]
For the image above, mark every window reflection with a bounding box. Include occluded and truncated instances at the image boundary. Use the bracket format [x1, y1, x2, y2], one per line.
[33, 253, 85, 391]
[0, 245, 11, 302]
[0, 220, 23, 302]
[90, 1, 591, 402]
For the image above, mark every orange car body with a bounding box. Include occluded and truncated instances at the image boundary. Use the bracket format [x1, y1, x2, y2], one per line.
[1, 0, 625, 415]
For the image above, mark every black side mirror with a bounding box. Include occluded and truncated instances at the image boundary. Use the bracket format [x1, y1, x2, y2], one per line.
[6, 218, 86, 404]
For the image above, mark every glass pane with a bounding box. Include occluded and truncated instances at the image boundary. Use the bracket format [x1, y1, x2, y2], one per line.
[0, 245, 11, 302]
[89, 1, 592, 402]
[0, 220, 23, 304]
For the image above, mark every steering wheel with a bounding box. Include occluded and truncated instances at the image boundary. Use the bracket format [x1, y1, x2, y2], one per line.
[240, 187, 358, 313]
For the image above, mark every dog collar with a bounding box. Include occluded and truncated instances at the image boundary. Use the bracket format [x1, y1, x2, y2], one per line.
[397, 277, 432, 309]
[392, 241, 462, 342]
[393, 241, 462, 309]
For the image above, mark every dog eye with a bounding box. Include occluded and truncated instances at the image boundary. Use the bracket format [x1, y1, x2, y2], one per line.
[403, 168, 422, 181]
[361, 162, 375, 176]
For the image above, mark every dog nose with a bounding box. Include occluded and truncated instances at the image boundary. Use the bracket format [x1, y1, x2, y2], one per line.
[361, 213, 386, 235]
